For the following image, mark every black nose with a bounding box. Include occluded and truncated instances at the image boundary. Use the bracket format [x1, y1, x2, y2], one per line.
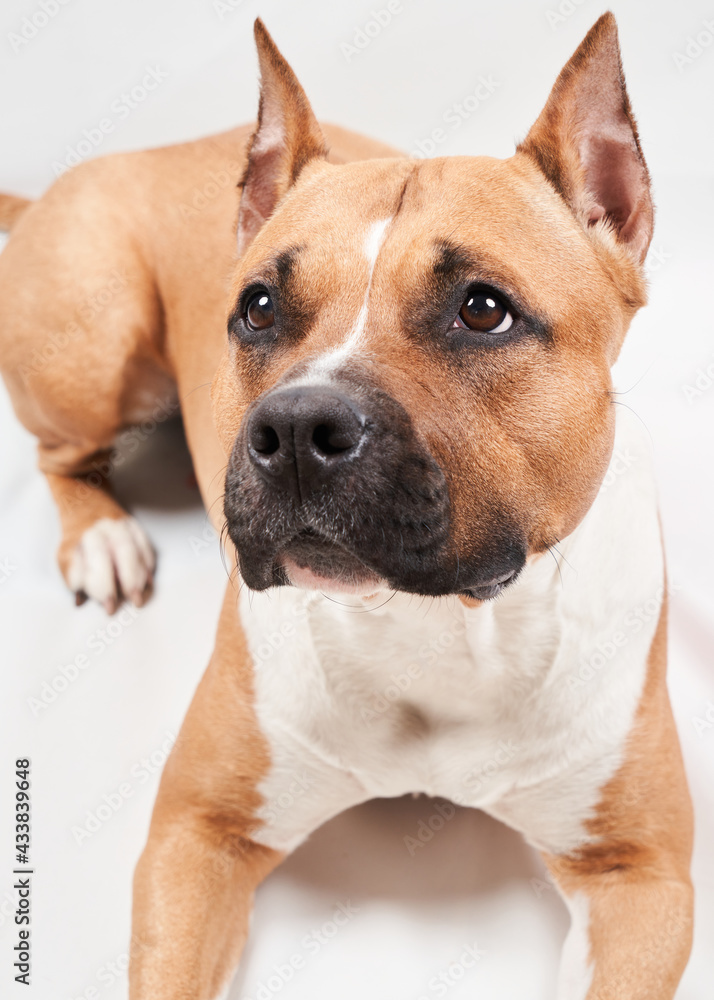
[246, 387, 367, 500]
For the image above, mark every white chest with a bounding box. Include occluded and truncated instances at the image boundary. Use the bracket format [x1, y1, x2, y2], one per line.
[238, 414, 664, 856]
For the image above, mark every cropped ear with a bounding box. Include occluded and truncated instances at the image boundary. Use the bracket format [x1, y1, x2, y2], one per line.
[237, 20, 328, 256]
[518, 12, 653, 263]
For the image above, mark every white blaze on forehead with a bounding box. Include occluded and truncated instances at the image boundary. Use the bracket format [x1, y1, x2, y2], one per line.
[364, 215, 392, 264]
[301, 215, 393, 383]
[347, 216, 392, 344]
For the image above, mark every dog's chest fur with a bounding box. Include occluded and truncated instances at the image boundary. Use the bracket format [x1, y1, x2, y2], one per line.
[239, 414, 663, 857]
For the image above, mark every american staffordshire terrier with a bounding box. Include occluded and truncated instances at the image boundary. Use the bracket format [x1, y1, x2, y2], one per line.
[0, 13, 693, 999]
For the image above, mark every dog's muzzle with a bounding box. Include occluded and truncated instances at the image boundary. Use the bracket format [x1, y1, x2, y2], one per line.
[224, 381, 525, 598]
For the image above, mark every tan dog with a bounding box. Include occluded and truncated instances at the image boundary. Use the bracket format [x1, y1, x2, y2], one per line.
[0, 13, 693, 999]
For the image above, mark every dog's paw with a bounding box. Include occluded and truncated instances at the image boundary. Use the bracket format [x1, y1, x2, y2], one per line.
[66, 516, 155, 614]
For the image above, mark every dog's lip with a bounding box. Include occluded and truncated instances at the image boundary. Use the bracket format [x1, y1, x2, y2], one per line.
[278, 531, 384, 596]
[272, 531, 522, 600]
[460, 568, 519, 602]
[281, 556, 519, 601]
[280, 555, 384, 595]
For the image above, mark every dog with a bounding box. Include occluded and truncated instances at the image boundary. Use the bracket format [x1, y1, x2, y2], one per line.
[0, 12, 694, 999]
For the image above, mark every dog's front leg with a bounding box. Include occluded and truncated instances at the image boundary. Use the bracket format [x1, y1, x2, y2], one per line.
[130, 815, 280, 1000]
[129, 584, 284, 1000]
[542, 613, 693, 999]
[545, 853, 693, 1000]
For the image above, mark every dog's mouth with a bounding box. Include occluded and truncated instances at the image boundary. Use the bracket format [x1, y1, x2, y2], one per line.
[277, 530, 385, 596]
[273, 531, 519, 601]
[225, 476, 526, 601]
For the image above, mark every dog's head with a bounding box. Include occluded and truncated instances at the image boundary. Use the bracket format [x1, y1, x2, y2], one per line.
[213, 14, 653, 601]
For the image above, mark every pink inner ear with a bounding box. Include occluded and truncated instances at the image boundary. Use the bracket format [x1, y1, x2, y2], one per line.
[581, 130, 651, 258]
[244, 145, 285, 222]
[583, 135, 637, 228]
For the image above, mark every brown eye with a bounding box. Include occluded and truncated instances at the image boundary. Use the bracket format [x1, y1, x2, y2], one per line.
[456, 290, 513, 333]
[245, 290, 275, 331]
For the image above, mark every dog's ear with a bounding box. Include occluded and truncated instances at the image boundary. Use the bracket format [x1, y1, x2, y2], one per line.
[518, 12, 653, 263]
[237, 20, 328, 256]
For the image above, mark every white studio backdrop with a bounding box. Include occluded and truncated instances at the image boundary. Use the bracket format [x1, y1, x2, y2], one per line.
[0, 1, 713, 999]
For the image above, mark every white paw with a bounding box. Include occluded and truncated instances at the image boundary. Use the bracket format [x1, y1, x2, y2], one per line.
[67, 516, 156, 614]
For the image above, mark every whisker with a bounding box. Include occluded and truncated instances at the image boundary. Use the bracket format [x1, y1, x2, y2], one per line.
[218, 521, 233, 581]
[547, 545, 566, 590]
[453, 550, 461, 591]
[180, 381, 213, 402]
[206, 490, 227, 528]
[320, 588, 398, 614]
[610, 400, 654, 450]
[608, 363, 654, 397]
[550, 540, 576, 576]
[208, 465, 229, 492]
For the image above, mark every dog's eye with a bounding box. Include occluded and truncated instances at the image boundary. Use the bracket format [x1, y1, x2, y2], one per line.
[245, 290, 275, 331]
[455, 290, 513, 334]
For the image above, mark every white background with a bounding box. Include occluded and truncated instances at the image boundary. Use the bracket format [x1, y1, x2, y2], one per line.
[1, 0, 713, 998]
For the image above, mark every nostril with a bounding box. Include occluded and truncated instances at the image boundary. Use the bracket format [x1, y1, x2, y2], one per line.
[312, 424, 342, 455]
[252, 424, 280, 456]
[245, 388, 367, 495]
[312, 423, 351, 456]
